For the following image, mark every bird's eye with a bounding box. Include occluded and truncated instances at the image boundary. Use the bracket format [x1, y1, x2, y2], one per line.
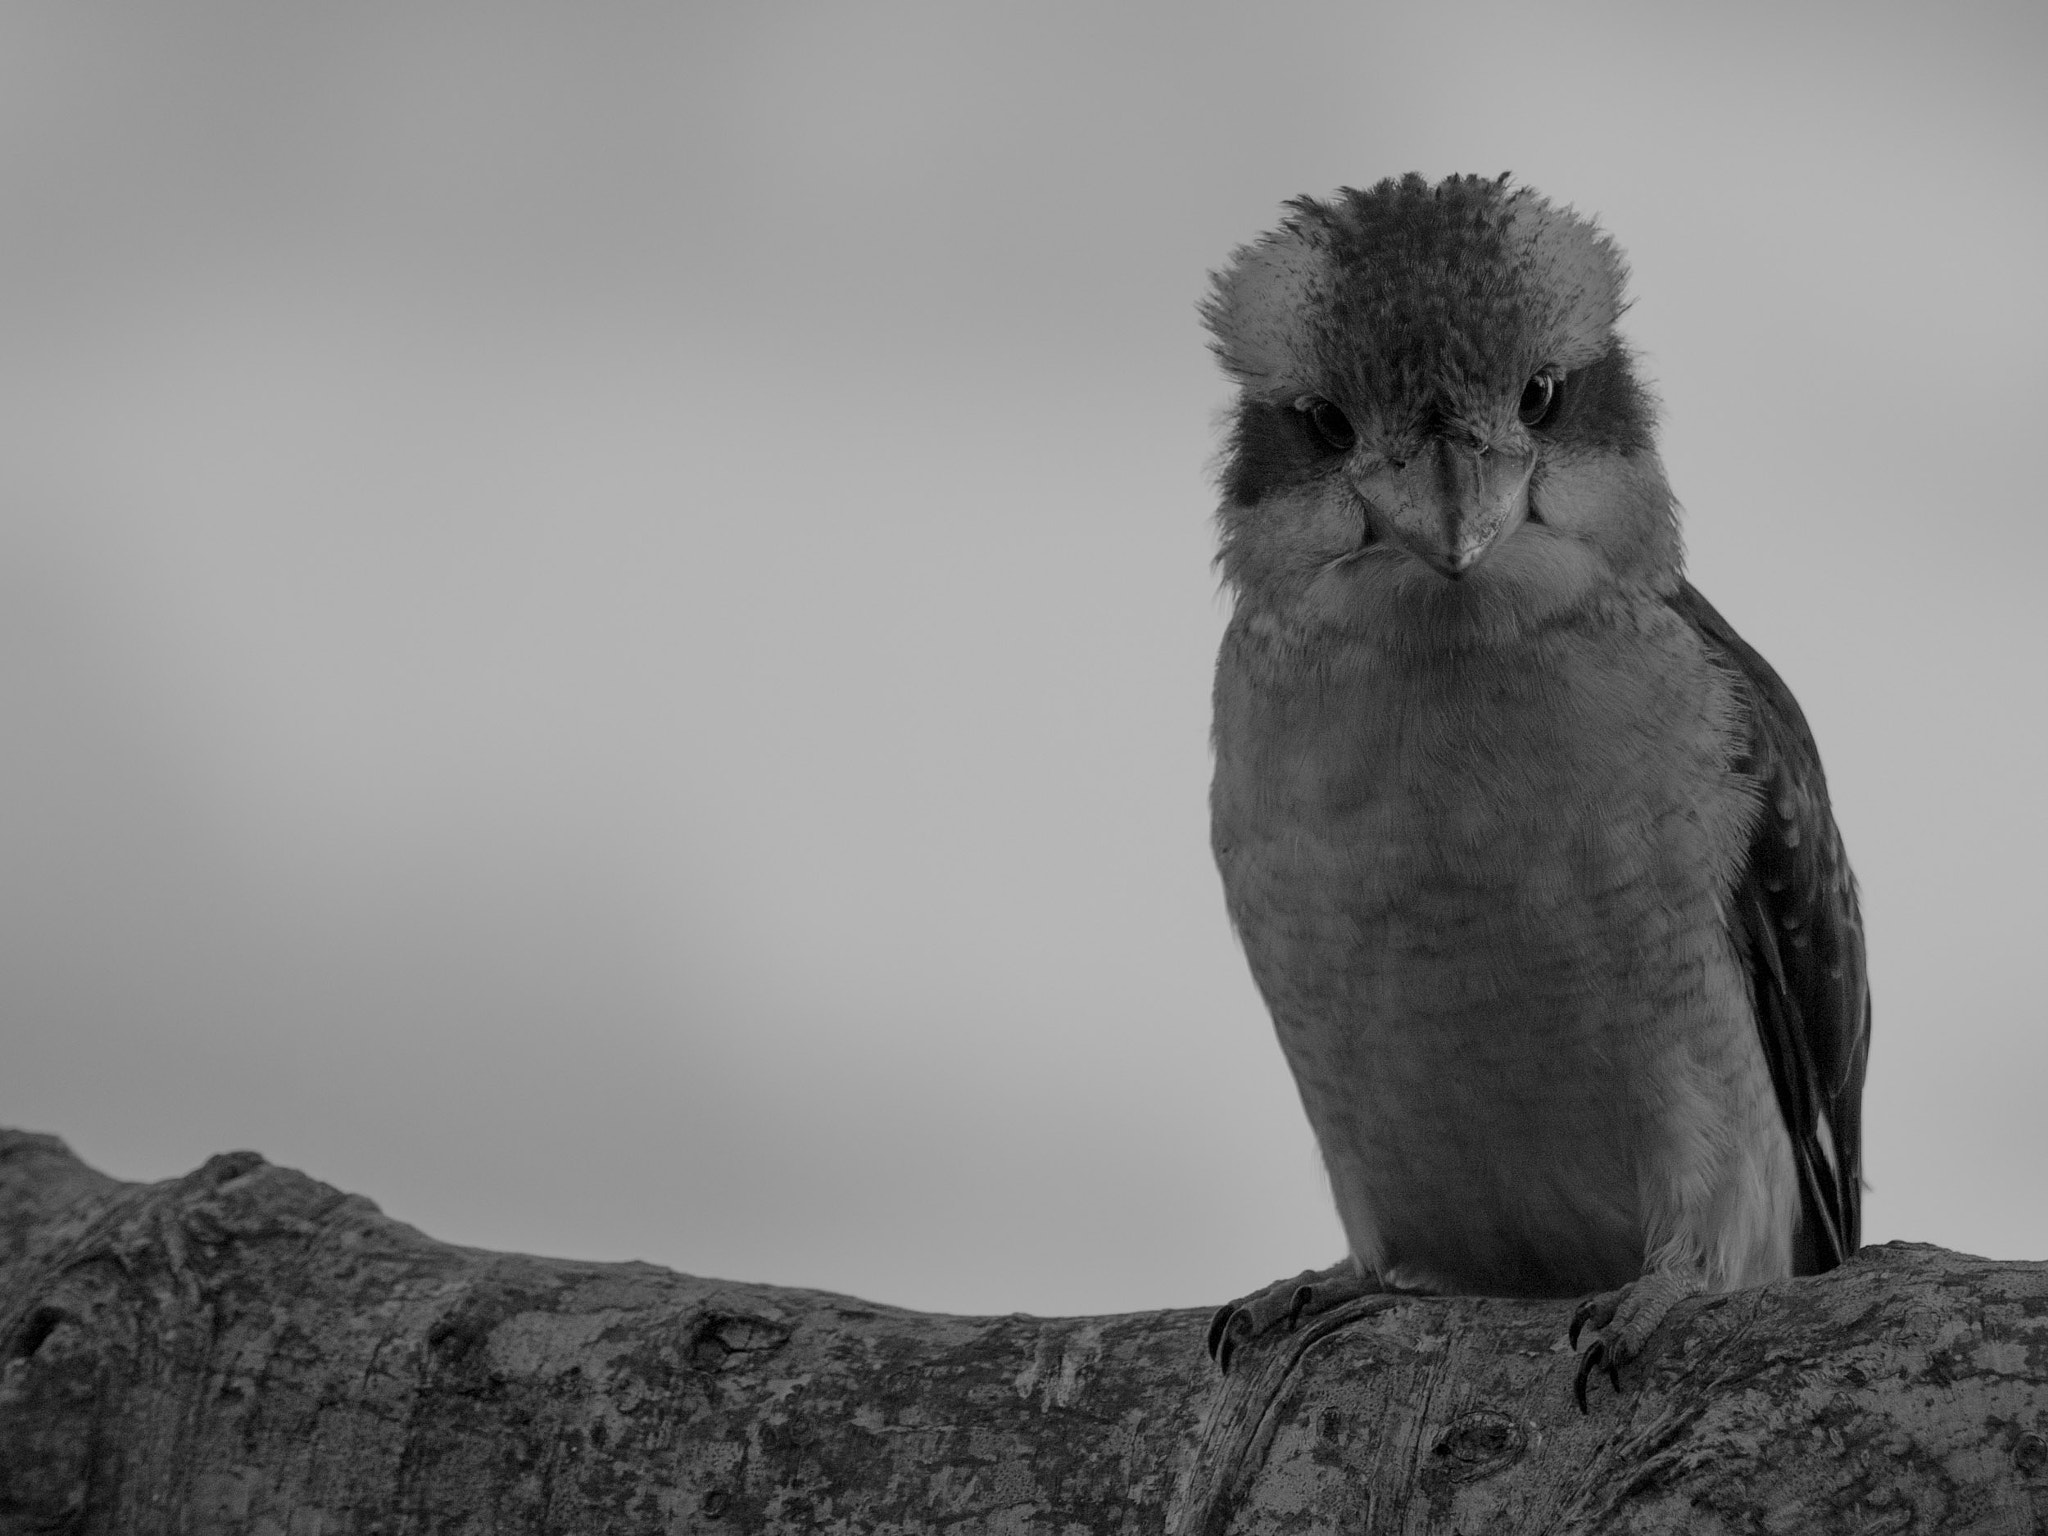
[1300, 398, 1357, 453]
[1518, 372, 1561, 429]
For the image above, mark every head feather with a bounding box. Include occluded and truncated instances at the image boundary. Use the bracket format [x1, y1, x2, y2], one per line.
[1204, 174, 1630, 422]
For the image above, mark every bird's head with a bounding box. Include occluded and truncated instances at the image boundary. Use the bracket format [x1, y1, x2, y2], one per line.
[1205, 174, 1680, 649]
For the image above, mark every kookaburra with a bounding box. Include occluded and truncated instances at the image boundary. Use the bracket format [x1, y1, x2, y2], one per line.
[1203, 174, 1869, 1406]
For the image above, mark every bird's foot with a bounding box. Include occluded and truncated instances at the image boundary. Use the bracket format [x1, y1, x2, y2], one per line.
[1568, 1267, 1700, 1412]
[1207, 1261, 1382, 1374]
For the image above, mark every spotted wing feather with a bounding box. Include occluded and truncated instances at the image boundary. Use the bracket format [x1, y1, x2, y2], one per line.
[1669, 582, 1869, 1272]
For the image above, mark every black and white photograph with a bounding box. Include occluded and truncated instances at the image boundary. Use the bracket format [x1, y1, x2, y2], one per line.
[1, 3, 2043, 1528]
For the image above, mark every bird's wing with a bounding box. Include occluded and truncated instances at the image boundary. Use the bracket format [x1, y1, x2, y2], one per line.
[1668, 581, 1870, 1272]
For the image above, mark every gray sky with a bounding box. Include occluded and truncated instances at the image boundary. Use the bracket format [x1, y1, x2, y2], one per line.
[1, 2, 2043, 1317]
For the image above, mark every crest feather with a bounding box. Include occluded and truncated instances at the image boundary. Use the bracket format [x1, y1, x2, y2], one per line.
[1201, 224, 1331, 397]
[1203, 175, 1631, 403]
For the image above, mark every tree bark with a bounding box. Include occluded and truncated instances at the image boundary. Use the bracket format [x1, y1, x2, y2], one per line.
[1, 1128, 2043, 1535]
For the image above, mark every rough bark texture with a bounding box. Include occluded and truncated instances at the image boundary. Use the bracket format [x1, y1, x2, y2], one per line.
[1, 1127, 2044, 1534]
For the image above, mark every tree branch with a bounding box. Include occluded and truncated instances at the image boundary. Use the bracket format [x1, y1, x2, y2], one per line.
[2, 1128, 2043, 1533]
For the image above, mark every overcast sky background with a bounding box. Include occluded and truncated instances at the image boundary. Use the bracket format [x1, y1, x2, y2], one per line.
[1, 2, 2043, 1318]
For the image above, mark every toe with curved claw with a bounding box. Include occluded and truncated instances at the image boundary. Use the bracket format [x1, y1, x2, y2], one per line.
[1572, 1337, 1622, 1412]
[1207, 1261, 1380, 1374]
[1566, 1268, 1700, 1412]
[1567, 1290, 1618, 1352]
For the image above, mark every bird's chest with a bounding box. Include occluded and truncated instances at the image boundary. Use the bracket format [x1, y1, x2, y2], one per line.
[1211, 614, 1762, 1287]
[1212, 621, 1750, 974]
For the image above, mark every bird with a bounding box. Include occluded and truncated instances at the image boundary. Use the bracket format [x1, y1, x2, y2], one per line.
[1200, 173, 1869, 1408]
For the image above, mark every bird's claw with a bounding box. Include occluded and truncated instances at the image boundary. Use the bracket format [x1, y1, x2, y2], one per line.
[1572, 1338, 1621, 1413]
[1567, 1291, 1616, 1353]
[1206, 1263, 1377, 1375]
[1206, 1278, 1312, 1373]
[1568, 1288, 1632, 1413]
[1206, 1302, 1250, 1372]
[1566, 1269, 1698, 1412]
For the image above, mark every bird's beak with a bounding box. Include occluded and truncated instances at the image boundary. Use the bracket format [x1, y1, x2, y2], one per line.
[1352, 441, 1535, 580]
